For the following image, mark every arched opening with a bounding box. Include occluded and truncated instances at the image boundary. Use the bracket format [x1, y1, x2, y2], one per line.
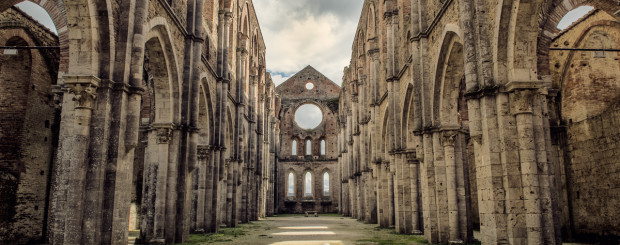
[320, 139, 326, 156]
[190, 81, 213, 232]
[291, 139, 297, 156]
[304, 172, 313, 197]
[305, 139, 312, 156]
[138, 29, 180, 243]
[287, 172, 295, 198]
[323, 172, 330, 197]
[432, 32, 472, 242]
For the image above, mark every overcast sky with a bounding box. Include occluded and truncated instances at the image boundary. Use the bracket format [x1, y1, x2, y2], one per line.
[253, 0, 363, 86]
[15, 1, 591, 86]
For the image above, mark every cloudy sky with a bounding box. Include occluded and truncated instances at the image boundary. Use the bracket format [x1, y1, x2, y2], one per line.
[15, 1, 591, 86]
[253, 0, 363, 86]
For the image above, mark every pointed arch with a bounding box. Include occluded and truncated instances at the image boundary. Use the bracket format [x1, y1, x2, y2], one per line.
[144, 18, 183, 124]
[287, 170, 296, 198]
[303, 170, 313, 197]
[322, 170, 330, 197]
[433, 30, 465, 127]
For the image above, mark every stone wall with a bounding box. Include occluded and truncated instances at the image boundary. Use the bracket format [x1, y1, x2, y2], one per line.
[276, 66, 341, 214]
[565, 103, 620, 237]
[278, 160, 339, 214]
[549, 9, 620, 240]
[338, 0, 620, 244]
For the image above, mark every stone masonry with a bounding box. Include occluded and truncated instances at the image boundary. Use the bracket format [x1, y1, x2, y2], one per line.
[338, 0, 620, 244]
[0, 0, 279, 244]
[1, 0, 619, 245]
[276, 66, 341, 214]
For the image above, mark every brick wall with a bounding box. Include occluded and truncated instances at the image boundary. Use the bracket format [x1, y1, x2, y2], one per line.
[0, 8, 59, 244]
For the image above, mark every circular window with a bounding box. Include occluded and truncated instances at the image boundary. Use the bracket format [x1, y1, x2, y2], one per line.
[305, 82, 314, 90]
[295, 103, 323, 130]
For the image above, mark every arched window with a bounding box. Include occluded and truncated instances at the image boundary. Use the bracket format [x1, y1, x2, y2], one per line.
[306, 139, 311, 155]
[287, 172, 295, 197]
[304, 172, 312, 197]
[323, 172, 330, 196]
[292, 140, 297, 155]
[320, 139, 326, 155]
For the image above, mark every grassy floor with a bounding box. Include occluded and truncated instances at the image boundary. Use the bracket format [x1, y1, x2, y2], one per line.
[269, 213, 342, 217]
[355, 227, 482, 245]
[177, 227, 247, 244]
[355, 227, 428, 245]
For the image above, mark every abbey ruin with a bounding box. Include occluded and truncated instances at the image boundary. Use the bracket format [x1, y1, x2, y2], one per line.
[0, 0, 618, 244]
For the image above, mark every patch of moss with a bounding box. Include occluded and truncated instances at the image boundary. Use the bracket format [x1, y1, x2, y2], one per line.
[177, 227, 246, 244]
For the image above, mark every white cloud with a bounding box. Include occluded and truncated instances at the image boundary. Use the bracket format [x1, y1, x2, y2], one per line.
[254, 0, 363, 86]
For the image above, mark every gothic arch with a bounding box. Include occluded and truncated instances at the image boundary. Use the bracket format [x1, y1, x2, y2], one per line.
[537, 0, 620, 78]
[286, 169, 296, 198]
[401, 83, 415, 147]
[556, 20, 620, 123]
[144, 19, 182, 124]
[433, 31, 465, 127]
[198, 82, 213, 146]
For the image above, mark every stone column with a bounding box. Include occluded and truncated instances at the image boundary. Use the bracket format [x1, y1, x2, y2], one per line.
[387, 162, 395, 227]
[406, 152, 422, 234]
[442, 130, 461, 242]
[206, 148, 220, 233]
[192, 145, 211, 233]
[140, 123, 173, 244]
[513, 89, 543, 244]
[48, 75, 99, 244]
[421, 132, 439, 243]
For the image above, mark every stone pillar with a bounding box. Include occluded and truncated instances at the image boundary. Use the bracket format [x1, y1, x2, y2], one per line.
[513, 89, 543, 244]
[48, 75, 99, 244]
[387, 162, 395, 227]
[406, 152, 422, 234]
[192, 145, 211, 233]
[140, 123, 173, 244]
[421, 132, 439, 243]
[442, 130, 461, 243]
[206, 148, 220, 233]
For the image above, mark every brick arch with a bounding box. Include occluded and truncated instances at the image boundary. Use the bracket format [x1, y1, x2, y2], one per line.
[537, 0, 620, 77]
[0, 27, 57, 82]
[556, 20, 620, 123]
[2, 1, 69, 74]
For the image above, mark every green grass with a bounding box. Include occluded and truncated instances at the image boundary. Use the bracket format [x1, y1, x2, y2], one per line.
[356, 229, 428, 245]
[269, 213, 342, 217]
[177, 227, 246, 244]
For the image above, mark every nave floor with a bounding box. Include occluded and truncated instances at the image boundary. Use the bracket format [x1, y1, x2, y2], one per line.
[179, 214, 427, 245]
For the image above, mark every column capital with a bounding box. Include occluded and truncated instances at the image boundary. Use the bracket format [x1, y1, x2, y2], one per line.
[151, 123, 175, 144]
[368, 48, 380, 60]
[63, 75, 100, 110]
[197, 145, 211, 160]
[441, 130, 459, 147]
[511, 89, 536, 115]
